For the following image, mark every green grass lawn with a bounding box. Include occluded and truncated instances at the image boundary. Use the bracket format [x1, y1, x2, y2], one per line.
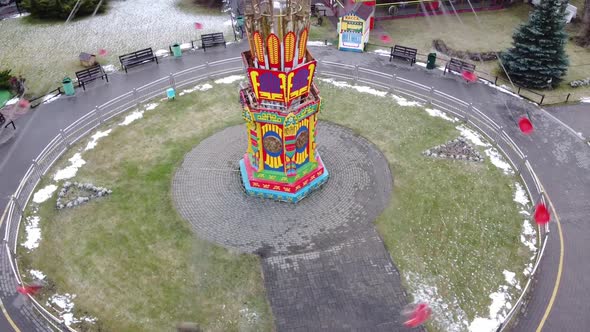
[308, 16, 339, 44]
[317, 79, 533, 331]
[18, 80, 272, 332]
[19, 77, 534, 331]
[371, 3, 590, 103]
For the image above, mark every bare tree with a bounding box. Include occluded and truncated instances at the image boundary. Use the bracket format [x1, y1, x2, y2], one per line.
[575, 0, 590, 46]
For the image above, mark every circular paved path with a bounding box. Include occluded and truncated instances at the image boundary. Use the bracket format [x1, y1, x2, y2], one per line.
[172, 121, 393, 256]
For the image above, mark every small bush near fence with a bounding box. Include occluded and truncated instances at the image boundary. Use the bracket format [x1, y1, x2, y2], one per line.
[569, 77, 590, 88]
[21, 0, 108, 19]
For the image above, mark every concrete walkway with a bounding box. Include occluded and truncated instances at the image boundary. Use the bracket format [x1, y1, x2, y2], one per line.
[0, 42, 589, 331]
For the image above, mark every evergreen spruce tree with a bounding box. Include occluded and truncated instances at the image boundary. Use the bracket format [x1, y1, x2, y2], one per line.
[500, 0, 569, 89]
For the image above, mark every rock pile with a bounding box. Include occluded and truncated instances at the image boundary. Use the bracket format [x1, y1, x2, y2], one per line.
[56, 181, 112, 210]
[423, 136, 484, 162]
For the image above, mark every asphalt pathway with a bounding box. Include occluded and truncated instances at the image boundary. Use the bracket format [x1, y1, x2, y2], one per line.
[0, 42, 588, 331]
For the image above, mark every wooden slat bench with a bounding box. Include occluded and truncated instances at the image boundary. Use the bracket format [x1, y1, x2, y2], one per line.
[445, 58, 476, 75]
[75, 64, 108, 91]
[311, 4, 327, 17]
[119, 48, 158, 74]
[201, 32, 226, 52]
[389, 45, 417, 66]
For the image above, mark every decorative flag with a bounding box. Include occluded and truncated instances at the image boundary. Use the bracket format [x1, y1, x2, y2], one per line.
[194, 22, 203, 30]
[534, 203, 550, 225]
[17, 99, 30, 109]
[17, 284, 43, 296]
[98, 48, 108, 56]
[427, 1, 440, 10]
[462, 71, 477, 82]
[403, 302, 432, 328]
[379, 35, 392, 44]
[518, 117, 534, 135]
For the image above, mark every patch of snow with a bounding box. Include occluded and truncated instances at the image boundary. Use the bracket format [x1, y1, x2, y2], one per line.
[456, 125, 515, 174]
[468, 272, 524, 331]
[42, 93, 60, 105]
[180, 42, 193, 50]
[521, 220, 537, 253]
[456, 125, 488, 147]
[371, 49, 391, 58]
[29, 269, 46, 280]
[513, 182, 529, 206]
[469, 318, 499, 332]
[503, 270, 517, 288]
[480, 80, 523, 100]
[101, 64, 117, 73]
[214, 75, 245, 84]
[7, 12, 30, 19]
[119, 111, 143, 126]
[353, 85, 387, 97]
[47, 293, 76, 312]
[239, 307, 259, 323]
[424, 108, 459, 122]
[23, 216, 41, 250]
[179, 83, 213, 96]
[144, 103, 159, 111]
[318, 78, 387, 97]
[53, 153, 86, 181]
[5, 97, 19, 106]
[307, 40, 332, 46]
[84, 129, 112, 151]
[155, 49, 170, 57]
[485, 148, 514, 175]
[82, 316, 97, 323]
[32, 185, 57, 204]
[468, 290, 510, 332]
[581, 97, 590, 103]
[391, 94, 422, 107]
[46, 293, 92, 326]
[62, 313, 75, 326]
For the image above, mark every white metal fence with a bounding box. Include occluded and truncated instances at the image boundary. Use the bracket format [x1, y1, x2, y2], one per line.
[0, 57, 548, 331]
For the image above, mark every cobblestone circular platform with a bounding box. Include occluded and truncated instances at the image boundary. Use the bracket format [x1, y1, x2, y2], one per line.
[172, 121, 393, 256]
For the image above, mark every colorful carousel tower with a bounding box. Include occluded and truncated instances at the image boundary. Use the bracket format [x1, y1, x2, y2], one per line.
[238, 0, 329, 203]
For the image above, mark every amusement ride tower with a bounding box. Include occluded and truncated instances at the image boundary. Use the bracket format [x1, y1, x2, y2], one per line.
[238, 0, 329, 202]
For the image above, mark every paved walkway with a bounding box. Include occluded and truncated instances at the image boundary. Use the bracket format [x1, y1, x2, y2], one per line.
[172, 122, 414, 330]
[172, 123, 393, 255]
[0, 42, 589, 331]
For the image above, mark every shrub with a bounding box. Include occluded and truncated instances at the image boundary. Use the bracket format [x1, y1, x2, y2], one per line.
[0, 69, 11, 90]
[21, 0, 108, 20]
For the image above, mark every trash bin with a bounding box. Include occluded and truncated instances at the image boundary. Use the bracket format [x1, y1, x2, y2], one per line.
[236, 16, 244, 28]
[171, 43, 182, 57]
[62, 77, 75, 96]
[427, 53, 437, 70]
[166, 88, 176, 100]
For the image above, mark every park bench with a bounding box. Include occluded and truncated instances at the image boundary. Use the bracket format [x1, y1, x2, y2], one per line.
[201, 32, 226, 51]
[75, 64, 108, 91]
[119, 48, 158, 74]
[0, 112, 15, 130]
[389, 45, 417, 66]
[445, 57, 476, 75]
[311, 4, 327, 17]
